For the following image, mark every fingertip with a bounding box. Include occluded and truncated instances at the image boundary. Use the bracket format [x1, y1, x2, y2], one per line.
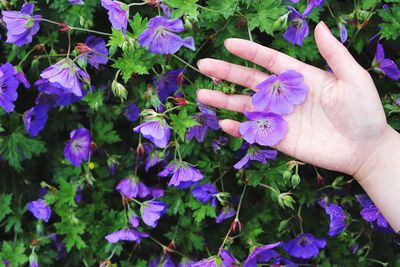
[219, 119, 241, 138]
[197, 58, 214, 75]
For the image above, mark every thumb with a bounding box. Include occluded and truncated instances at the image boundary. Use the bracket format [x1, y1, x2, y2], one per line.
[314, 21, 366, 81]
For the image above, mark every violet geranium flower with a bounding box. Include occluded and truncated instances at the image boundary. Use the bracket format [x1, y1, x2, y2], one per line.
[253, 70, 308, 115]
[0, 63, 19, 113]
[283, 233, 326, 259]
[158, 162, 204, 189]
[324, 203, 347, 237]
[216, 208, 236, 223]
[140, 200, 167, 228]
[40, 58, 90, 97]
[239, 112, 288, 147]
[220, 249, 239, 267]
[68, 0, 84, 5]
[234, 147, 278, 169]
[82, 36, 109, 69]
[356, 194, 392, 230]
[138, 16, 195, 54]
[243, 242, 282, 267]
[1, 3, 42, 46]
[155, 68, 185, 102]
[124, 103, 140, 122]
[133, 118, 171, 148]
[187, 103, 220, 143]
[27, 199, 51, 222]
[64, 128, 91, 167]
[339, 23, 348, 43]
[35, 79, 83, 106]
[101, 0, 128, 32]
[23, 105, 49, 137]
[283, 7, 309, 46]
[303, 0, 325, 17]
[372, 42, 400, 81]
[115, 177, 140, 199]
[105, 229, 149, 243]
[192, 184, 218, 207]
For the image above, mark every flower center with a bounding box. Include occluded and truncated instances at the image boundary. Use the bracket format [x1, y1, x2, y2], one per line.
[72, 140, 83, 151]
[257, 119, 271, 130]
[0, 71, 6, 94]
[293, 18, 304, 29]
[299, 236, 310, 247]
[272, 81, 283, 95]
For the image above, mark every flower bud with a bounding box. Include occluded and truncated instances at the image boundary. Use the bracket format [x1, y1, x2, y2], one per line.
[291, 174, 301, 188]
[212, 77, 222, 85]
[76, 42, 91, 54]
[173, 96, 187, 106]
[316, 174, 325, 186]
[136, 143, 145, 156]
[111, 81, 128, 101]
[89, 141, 97, 152]
[58, 23, 71, 32]
[231, 218, 242, 233]
[282, 170, 292, 181]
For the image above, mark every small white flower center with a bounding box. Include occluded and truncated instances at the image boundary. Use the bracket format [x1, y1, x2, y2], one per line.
[257, 119, 271, 130]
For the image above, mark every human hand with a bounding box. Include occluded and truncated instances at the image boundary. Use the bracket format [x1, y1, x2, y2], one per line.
[197, 21, 390, 178]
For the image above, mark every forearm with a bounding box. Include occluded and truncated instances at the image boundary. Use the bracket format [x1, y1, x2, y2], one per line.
[355, 126, 400, 232]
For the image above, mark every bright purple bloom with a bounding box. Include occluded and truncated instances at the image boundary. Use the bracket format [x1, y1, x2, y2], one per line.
[253, 70, 308, 115]
[149, 257, 176, 267]
[303, 0, 325, 17]
[283, 233, 326, 259]
[0, 63, 19, 113]
[29, 253, 39, 267]
[130, 214, 140, 228]
[216, 208, 236, 223]
[24, 105, 49, 137]
[40, 58, 90, 97]
[234, 147, 278, 169]
[105, 229, 149, 243]
[124, 103, 140, 122]
[68, 0, 84, 5]
[140, 200, 167, 228]
[27, 199, 51, 222]
[82, 36, 109, 69]
[324, 203, 347, 237]
[150, 187, 165, 198]
[2, 3, 42, 46]
[339, 23, 348, 43]
[187, 103, 220, 142]
[158, 162, 204, 189]
[145, 149, 165, 171]
[134, 119, 171, 148]
[373, 42, 400, 81]
[239, 112, 288, 147]
[15, 71, 30, 89]
[115, 177, 139, 198]
[284, 7, 309, 46]
[64, 128, 91, 167]
[155, 68, 185, 102]
[243, 242, 282, 267]
[101, 0, 128, 32]
[35, 80, 82, 107]
[220, 249, 239, 267]
[160, 3, 171, 18]
[192, 184, 218, 207]
[138, 16, 195, 54]
[356, 194, 391, 229]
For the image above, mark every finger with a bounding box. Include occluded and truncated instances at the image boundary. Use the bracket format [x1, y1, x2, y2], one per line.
[197, 59, 268, 90]
[197, 89, 254, 113]
[219, 119, 241, 138]
[314, 21, 367, 81]
[224, 38, 320, 76]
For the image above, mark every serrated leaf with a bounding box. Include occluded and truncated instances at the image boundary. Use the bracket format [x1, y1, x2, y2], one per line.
[378, 6, 400, 40]
[246, 0, 286, 35]
[0, 241, 28, 267]
[0, 194, 12, 222]
[170, 109, 199, 141]
[166, 0, 199, 21]
[93, 120, 121, 146]
[129, 13, 148, 39]
[112, 49, 149, 83]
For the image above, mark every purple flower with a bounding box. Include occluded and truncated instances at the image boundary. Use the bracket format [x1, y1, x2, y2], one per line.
[82, 36, 109, 69]
[140, 200, 167, 228]
[243, 242, 282, 267]
[373, 42, 400, 81]
[283, 233, 326, 259]
[149, 257, 176, 267]
[105, 229, 149, 243]
[124, 103, 140, 122]
[138, 16, 195, 54]
[339, 23, 348, 43]
[150, 187, 165, 198]
[324, 203, 347, 237]
[27, 199, 51, 222]
[101, 0, 128, 32]
[192, 184, 218, 207]
[212, 136, 229, 152]
[253, 70, 308, 115]
[158, 162, 204, 189]
[24, 105, 49, 137]
[0, 63, 19, 113]
[396, 98, 400, 106]
[130, 214, 140, 228]
[220, 249, 239, 267]
[187, 103, 220, 143]
[234, 147, 278, 169]
[2, 3, 42, 46]
[155, 68, 185, 102]
[29, 253, 39, 267]
[283, 7, 309, 46]
[35, 80, 82, 107]
[68, 0, 84, 5]
[356, 194, 391, 229]
[115, 177, 139, 199]
[216, 208, 236, 223]
[239, 112, 288, 147]
[134, 119, 171, 148]
[145, 149, 165, 171]
[40, 58, 90, 97]
[75, 186, 83, 203]
[15, 71, 30, 89]
[303, 0, 325, 17]
[272, 257, 298, 267]
[64, 128, 91, 167]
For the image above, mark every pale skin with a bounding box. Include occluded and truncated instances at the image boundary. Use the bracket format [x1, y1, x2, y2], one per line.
[196, 21, 400, 232]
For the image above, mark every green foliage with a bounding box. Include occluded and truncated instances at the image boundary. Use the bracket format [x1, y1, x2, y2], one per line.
[170, 109, 199, 141]
[378, 5, 400, 39]
[165, 0, 199, 21]
[247, 0, 286, 35]
[0, 241, 28, 267]
[0, 194, 12, 222]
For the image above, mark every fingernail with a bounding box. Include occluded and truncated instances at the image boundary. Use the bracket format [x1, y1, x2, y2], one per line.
[319, 21, 330, 32]
[197, 59, 204, 67]
[224, 38, 231, 47]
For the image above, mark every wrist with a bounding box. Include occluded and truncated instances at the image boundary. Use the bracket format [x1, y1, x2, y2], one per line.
[354, 125, 400, 182]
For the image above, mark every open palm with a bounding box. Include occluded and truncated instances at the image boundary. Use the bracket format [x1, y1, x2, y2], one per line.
[197, 22, 389, 177]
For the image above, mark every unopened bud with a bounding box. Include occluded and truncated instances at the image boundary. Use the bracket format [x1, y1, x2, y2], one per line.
[58, 23, 71, 32]
[316, 174, 326, 186]
[291, 174, 301, 188]
[89, 141, 97, 152]
[173, 96, 187, 106]
[231, 218, 242, 233]
[76, 43, 91, 53]
[146, 0, 160, 6]
[212, 77, 222, 85]
[111, 81, 128, 101]
[136, 143, 145, 156]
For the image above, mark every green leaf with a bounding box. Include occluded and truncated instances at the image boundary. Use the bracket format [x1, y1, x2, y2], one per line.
[112, 49, 149, 83]
[378, 6, 400, 39]
[107, 28, 125, 55]
[0, 241, 28, 267]
[229, 137, 243, 151]
[129, 13, 148, 39]
[166, 0, 199, 21]
[187, 198, 216, 224]
[45, 179, 78, 209]
[246, 0, 286, 35]
[170, 109, 199, 141]
[205, 0, 237, 20]
[55, 219, 87, 252]
[82, 90, 104, 111]
[93, 120, 121, 146]
[0, 194, 12, 222]
[0, 131, 46, 171]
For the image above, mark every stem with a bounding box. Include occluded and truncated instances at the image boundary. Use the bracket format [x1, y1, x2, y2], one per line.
[325, 0, 336, 19]
[148, 236, 187, 257]
[38, 18, 112, 36]
[297, 204, 304, 234]
[130, 197, 143, 206]
[128, 2, 147, 7]
[171, 54, 201, 74]
[259, 183, 279, 194]
[67, 31, 72, 59]
[17, 46, 37, 67]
